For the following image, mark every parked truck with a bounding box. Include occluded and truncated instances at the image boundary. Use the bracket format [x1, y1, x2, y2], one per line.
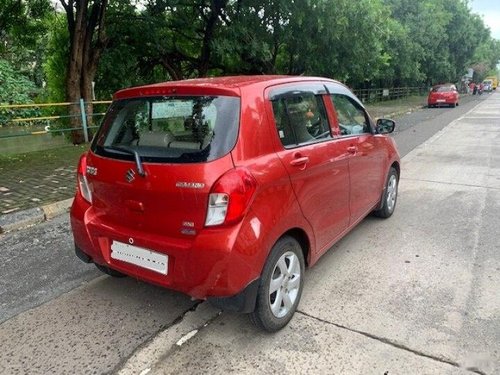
[485, 76, 498, 90]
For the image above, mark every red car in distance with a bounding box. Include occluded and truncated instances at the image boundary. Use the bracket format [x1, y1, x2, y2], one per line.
[70, 76, 400, 331]
[428, 84, 459, 108]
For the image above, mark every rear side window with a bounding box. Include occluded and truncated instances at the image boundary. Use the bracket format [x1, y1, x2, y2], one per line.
[330, 94, 371, 136]
[92, 96, 240, 163]
[271, 93, 331, 148]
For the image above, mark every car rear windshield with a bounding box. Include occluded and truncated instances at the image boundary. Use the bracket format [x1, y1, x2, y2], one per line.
[91, 96, 240, 163]
[432, 86, 454, 92]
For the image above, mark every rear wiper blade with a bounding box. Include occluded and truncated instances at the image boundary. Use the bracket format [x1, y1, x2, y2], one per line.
[105, 145, 146, 177]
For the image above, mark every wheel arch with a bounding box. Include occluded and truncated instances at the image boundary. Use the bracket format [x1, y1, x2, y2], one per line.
[391, 160, 400, 180]
[376, 160, 400, 212]
[279, 228, 311, 267]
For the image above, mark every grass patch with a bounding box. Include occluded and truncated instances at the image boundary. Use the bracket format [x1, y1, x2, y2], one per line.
[0, 145, 87, 169]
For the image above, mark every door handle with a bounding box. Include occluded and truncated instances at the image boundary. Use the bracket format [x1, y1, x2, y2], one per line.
[290, 156, 310, 166]
[347, 146, 357, 154]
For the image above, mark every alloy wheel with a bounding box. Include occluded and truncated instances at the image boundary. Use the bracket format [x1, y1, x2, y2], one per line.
[268, 251, 301, 318]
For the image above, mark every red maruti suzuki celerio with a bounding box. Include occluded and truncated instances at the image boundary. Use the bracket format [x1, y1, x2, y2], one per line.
[70, 76, 400, 331]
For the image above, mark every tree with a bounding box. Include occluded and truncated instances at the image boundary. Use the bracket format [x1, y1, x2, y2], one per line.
[470, 38, 500, 81]
[43, 13, 69, 103]
[214, 0, 294, 75]
[375, 17, 424, 87]
[444, 1, 488, 81]
[381, 0, 496, 86]
[93, 0, 147, 98]
[0, 59, 38, 104]
[1, 0, 51, 86]
[141, 0, 229, 80]
[59, 0, 109, 143]
[0, 59, 39, 126]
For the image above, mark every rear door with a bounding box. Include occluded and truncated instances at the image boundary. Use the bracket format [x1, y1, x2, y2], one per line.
[267, 83, 350, 252]
[86, 155, 233, 239]
[87, 95, 240, 239]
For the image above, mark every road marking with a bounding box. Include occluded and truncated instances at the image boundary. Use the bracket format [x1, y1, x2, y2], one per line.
[175, 329, 199, 346]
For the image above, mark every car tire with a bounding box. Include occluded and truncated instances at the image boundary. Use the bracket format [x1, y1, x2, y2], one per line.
[95, 263, 127, 278]
[374, 167, 399, 218]
[249, 236, 305, 332]
[428, 104, 433, 108]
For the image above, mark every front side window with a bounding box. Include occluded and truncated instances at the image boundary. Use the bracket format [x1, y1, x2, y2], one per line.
[92, 96, 240, 163]
[330, 94, 371, 136]
[271, 93, 331, 148]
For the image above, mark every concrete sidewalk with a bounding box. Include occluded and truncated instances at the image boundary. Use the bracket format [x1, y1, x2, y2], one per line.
[0, 96, 428, 233]
[0, 145, 86, 232]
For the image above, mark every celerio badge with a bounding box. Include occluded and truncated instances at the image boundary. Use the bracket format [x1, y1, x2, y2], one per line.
[176, 182, 205, 189]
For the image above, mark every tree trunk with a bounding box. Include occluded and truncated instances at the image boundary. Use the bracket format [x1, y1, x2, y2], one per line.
[197, 0, 227, 77]
[61, 0, 108, 144]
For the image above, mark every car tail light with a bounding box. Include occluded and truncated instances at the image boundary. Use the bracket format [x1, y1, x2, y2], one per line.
[205, 168, 257, 227]
[77, 152, 92, 204]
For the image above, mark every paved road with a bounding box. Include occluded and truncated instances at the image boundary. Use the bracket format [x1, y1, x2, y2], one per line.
[0, 92, 497, 374]
[393, 93, 486, 156]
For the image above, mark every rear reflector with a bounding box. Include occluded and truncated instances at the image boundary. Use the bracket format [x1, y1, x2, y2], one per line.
[205, 193, 229, 226]
[77, 174, 93, 204]
[77, 152, 92, 204]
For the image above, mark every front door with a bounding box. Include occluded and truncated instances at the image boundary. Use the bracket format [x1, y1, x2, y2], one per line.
[329, 93, 385, 223]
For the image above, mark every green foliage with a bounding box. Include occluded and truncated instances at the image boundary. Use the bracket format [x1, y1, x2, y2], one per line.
[38, 14, 71, 138]
[91, 0, 499, 91]
[377, 17, 424, 86]
[0, 59, 40, 126]
[1, 0, 51, 85]
[382, 0, 496, 86]
[2, 0, 500, 109]
[94, 0, 158, 98]
[0, 60, 38, 104]
[42, 14, 68, 103]
[470, 38, 500, 81]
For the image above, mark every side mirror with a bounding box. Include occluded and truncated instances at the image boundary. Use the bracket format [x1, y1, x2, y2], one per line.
[376, 118, 395, 134]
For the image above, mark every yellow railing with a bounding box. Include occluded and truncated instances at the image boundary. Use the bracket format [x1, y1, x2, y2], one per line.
[0, 100, 112, 142]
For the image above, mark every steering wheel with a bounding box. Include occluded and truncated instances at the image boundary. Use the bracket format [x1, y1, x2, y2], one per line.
[339, 124, 350, 136]
[309, 120, 323, 137]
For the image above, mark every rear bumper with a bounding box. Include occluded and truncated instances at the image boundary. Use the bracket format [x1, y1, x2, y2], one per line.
[428, 98, 457, 106]
[70, 193, 263, 307]
[75, 243, 92, 263]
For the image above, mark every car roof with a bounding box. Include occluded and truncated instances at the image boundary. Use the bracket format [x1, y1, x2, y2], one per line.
[113, 75, 339, 100]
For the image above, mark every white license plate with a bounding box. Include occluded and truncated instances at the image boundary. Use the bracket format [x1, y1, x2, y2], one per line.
[111, 241, 168, 275]
[436, 99, 446, 102]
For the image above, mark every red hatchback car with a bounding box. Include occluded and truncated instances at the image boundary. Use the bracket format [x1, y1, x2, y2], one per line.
[427, 84, 459, 108]
[71, 76, 400, 331]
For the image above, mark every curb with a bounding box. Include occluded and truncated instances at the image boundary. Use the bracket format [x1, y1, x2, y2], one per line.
[0, 197, 73, 234]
